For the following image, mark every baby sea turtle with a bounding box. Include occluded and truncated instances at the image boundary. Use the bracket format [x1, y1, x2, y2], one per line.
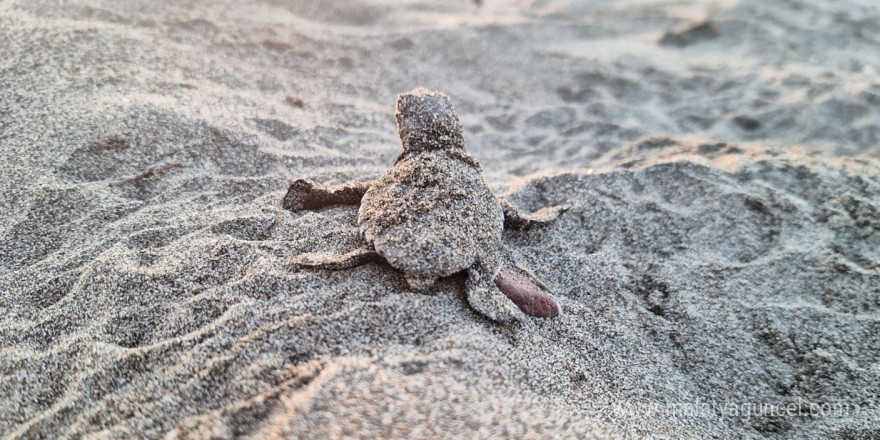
[283, 88, 564, 322]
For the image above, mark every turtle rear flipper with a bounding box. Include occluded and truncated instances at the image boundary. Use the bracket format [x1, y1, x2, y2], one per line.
[405, 275, 436, 291]
[283, 179, 370, 212]
[465, 264, 524, 323]
[293, 248, 384, 270]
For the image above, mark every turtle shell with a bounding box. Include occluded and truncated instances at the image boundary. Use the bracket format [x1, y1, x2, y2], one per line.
[358, 149, 503, 280]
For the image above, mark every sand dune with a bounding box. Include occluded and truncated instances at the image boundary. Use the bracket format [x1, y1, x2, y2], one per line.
[1, 0, 879, 438]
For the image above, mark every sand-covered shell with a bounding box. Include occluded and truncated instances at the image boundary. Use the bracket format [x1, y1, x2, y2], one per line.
[357, 89, 503, 285]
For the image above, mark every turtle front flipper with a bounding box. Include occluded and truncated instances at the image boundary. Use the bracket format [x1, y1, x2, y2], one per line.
[293, 248, 385, 270]
[500, 199, 570, 231]
[283, 179, 370, 212]
[465, 264, 524, 323]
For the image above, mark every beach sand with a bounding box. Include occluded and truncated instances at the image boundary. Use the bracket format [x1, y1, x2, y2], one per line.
[1, 0, 879, 438]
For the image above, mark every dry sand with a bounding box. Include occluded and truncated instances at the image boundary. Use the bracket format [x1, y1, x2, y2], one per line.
[2, 0, 879, 438]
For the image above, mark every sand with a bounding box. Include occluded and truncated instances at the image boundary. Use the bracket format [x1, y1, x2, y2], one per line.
[1, 0, 879, 438]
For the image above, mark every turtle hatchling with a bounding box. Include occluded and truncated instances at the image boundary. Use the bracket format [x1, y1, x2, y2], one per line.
[283, 88, 565, 322]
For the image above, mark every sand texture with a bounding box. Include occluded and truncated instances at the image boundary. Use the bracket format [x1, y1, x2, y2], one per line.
[2, 0, 879, 438]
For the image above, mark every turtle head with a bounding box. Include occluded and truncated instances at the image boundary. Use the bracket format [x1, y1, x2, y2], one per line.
[395, 88, 465, 152]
